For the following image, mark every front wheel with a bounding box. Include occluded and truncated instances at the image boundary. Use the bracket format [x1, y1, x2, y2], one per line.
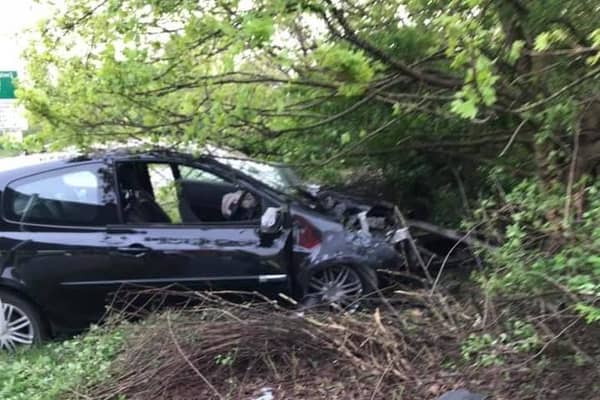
[0, 290, 46, 352]
[301, 265, 378, 312]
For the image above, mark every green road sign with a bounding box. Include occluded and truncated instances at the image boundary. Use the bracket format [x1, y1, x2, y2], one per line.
[0, 71, 17, 99]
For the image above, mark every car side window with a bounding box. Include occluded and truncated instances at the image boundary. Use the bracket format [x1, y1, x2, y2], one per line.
[179, 165, 226, 183]
[175, 164, 261, 223]
[116, 161, 261, 225]
[4, 163, 118, 227]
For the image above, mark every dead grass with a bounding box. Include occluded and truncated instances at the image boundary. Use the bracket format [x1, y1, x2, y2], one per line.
[75, 289, 600, 400]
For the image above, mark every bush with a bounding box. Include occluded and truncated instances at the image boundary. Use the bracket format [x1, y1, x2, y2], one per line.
[476, 180, 600, 323]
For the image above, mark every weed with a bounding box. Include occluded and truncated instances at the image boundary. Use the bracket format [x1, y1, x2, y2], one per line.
[0, 325, 125, 400]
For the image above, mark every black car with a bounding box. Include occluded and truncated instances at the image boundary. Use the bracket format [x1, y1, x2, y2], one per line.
[0, 149, 410, 351]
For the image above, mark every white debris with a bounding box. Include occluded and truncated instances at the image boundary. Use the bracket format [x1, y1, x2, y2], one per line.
[252, 387, 274, 400]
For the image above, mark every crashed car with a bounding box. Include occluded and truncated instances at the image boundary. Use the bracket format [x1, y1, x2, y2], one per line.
[0, 149, 470, 350]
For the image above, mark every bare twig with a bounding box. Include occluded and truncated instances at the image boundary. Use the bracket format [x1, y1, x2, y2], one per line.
[499, 118, 528, 157]
[564, 119, 580, 228]
[516, 66, 600, 112]
[430, 225, 481, 296]
[167, 313, 225, 400]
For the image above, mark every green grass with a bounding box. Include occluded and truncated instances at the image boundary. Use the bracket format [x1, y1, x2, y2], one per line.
[0, 325, 125, 400]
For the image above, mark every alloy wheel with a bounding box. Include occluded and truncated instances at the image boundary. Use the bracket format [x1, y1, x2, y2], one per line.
[306, 265, 364, 311]
[0, 299, 34, 351]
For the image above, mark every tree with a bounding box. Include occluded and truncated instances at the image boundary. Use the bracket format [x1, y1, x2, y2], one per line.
[18, 0, 600, 201]
[19, 1, 596, 171]
[17, 0, 600, 321]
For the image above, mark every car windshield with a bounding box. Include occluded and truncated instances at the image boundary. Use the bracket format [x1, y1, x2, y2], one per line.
[216, 157, 302, 195]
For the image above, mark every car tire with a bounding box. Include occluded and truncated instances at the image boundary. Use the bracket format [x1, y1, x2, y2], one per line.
[300, 265, 378, 312]
[0, 290, 46, 351]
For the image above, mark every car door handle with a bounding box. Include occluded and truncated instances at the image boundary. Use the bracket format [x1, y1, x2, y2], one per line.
[107, 226, 146, 234]
[116, 244, 150, 258]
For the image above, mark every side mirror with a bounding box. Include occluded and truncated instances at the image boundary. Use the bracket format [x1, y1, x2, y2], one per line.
[260, 207, 282, 235]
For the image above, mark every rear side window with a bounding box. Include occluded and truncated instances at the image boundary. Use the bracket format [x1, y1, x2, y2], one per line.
[4, 163, 118, 227]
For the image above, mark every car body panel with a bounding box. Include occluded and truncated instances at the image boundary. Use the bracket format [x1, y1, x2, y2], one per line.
[289, 205, 400, 293]
[0, 229, 114, 330]
[0, 150, 400, 335]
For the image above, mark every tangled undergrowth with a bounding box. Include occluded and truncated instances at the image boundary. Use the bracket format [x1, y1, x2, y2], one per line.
[66, 289, 600, 400]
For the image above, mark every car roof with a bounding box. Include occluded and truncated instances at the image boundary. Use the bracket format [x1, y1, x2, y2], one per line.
[0, 152, 76, 173]
[0, 152, 83, 183]
[0, 148, 226, 184]
[0, 147, 291, 189]
[0, 148, 208, 167]
[0, 148, 290, 205]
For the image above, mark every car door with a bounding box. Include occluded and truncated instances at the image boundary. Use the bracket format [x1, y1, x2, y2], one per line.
[105, 160, 292, 299]
[0, 162, 121, 330]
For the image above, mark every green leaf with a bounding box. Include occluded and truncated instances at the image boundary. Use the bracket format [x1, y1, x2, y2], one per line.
[451, 97, 478, 119]
[534, 29, 568, 51]
[242, 16, 274, 45]
[575, 303, 600, 324]
[314, 44, 374, 84]
[587, 29, 600, 65]
[534, 32, 550, 51]
[507, 40, 525, 64]
[340, 132, 351, 145]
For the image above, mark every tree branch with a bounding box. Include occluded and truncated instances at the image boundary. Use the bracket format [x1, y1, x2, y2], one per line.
[323, 0, 462, 89]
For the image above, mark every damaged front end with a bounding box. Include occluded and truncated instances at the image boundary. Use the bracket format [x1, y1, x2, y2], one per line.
[314, 189, 478, 274]
[316, 189, 408, 240]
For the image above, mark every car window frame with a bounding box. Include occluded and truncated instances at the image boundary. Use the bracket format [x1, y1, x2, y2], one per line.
[112, 160, 266, 228]
[1, 161, 120, 230]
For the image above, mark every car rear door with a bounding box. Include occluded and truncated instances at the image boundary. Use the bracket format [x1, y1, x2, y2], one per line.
[0, 162, 121, 330]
